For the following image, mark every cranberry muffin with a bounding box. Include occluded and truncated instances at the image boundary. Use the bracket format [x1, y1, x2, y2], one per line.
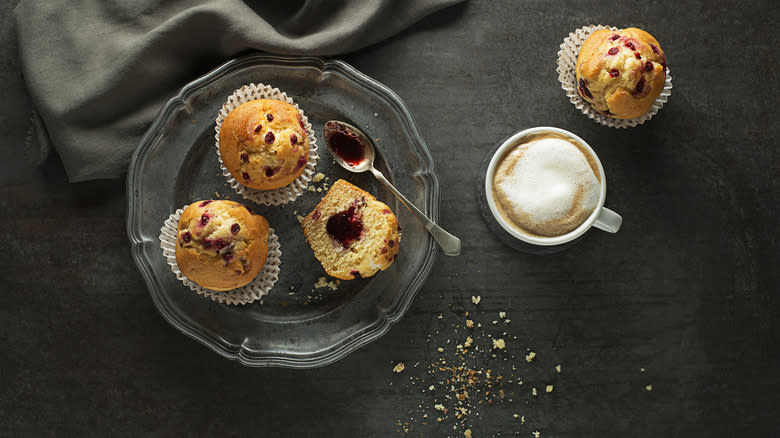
[301, 179, 400, 280]
[576, 28, 667, 119]
[175, 200, 269, 291]
[219, 99, 309, 190]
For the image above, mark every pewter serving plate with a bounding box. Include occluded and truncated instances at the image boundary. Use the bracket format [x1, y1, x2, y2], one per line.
[127, 54, 439, 367]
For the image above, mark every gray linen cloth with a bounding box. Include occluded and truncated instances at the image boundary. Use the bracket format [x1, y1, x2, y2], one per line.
[14, 0, 463, 182]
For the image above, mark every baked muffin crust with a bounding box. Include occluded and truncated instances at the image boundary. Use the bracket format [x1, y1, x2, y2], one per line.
[576, 28, 667, 119]
[219, 99, 309, 190]
[175, 200, 269, 291]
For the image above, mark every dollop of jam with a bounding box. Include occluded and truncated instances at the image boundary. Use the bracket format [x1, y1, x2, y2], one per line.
[325, 122, 365, 166]
[326, 205, 363, 248]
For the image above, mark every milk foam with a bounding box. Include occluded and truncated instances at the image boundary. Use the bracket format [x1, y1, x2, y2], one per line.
[493, 136, 600, 237]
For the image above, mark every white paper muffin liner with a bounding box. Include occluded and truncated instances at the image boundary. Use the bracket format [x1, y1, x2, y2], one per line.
[159, 208, 282, 305]
[215, 83, 319, 205]
[557, 25, 673, 128]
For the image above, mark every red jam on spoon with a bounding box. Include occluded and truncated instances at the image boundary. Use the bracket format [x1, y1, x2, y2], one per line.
[324, 121, 366, 166]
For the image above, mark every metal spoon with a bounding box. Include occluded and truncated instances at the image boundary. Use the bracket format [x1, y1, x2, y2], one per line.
[323, 120, 461, 256]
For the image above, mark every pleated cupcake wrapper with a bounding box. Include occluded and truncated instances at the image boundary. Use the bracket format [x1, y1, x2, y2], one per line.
[215, 83, 319, 205]
[557, 25, 673, 128]
[159, 208, 282, 305]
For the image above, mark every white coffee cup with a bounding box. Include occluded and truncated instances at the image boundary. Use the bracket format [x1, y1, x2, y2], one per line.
[484, 127, 622, 246]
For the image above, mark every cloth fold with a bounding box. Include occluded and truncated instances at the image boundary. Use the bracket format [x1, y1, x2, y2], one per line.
[15, 0, 463, 182]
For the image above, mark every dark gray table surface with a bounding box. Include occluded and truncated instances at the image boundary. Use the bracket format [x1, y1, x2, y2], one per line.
[2, 1, 778, 437]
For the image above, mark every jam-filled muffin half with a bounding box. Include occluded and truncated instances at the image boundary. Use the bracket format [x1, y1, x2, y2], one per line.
[301, 179, 400, 280]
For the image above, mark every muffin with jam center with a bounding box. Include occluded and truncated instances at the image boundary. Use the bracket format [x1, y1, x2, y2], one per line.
[301, 179, 400, 280]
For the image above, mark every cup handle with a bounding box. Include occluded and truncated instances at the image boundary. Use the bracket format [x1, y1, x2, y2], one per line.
[593, 207, 622, 233]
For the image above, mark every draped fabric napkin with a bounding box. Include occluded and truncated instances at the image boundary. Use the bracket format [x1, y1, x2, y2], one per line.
[14, 0, 463, 182]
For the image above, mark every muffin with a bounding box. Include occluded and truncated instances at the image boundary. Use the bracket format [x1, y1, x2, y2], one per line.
[576, 28, 667, 119]
[219, 99, 309, 190]
[301, 179, 400, 280]
[175, 200, 269, 291]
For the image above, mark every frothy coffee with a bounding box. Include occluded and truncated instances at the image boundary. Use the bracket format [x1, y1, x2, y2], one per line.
[492, 133, 601, 237]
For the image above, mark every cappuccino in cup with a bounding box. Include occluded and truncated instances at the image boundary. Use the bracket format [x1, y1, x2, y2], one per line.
[489, 130, 608, 241]
[486, 127, 621, 247]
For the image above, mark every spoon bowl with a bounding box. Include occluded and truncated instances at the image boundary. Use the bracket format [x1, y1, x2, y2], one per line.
[323, 120, 461, 256]
[323, 120, 374, 172]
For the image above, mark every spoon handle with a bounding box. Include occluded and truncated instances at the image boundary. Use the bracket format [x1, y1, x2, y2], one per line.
[371, 167, 461, 256]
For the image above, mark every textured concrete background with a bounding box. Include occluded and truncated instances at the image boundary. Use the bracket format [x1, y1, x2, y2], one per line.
[2, 1, 778, 437]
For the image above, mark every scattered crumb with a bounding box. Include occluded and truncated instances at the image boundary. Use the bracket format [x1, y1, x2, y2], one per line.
[312, 172, 325, 183]
[393, 362, 405, 373]
[646, 385, 653, 391]
[393, 300, 564, 436]
[464, 429, 472, 437]
[641, 368, 646, 372]
[314, 276, 340, 291]
[533, 431, 541, 438]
